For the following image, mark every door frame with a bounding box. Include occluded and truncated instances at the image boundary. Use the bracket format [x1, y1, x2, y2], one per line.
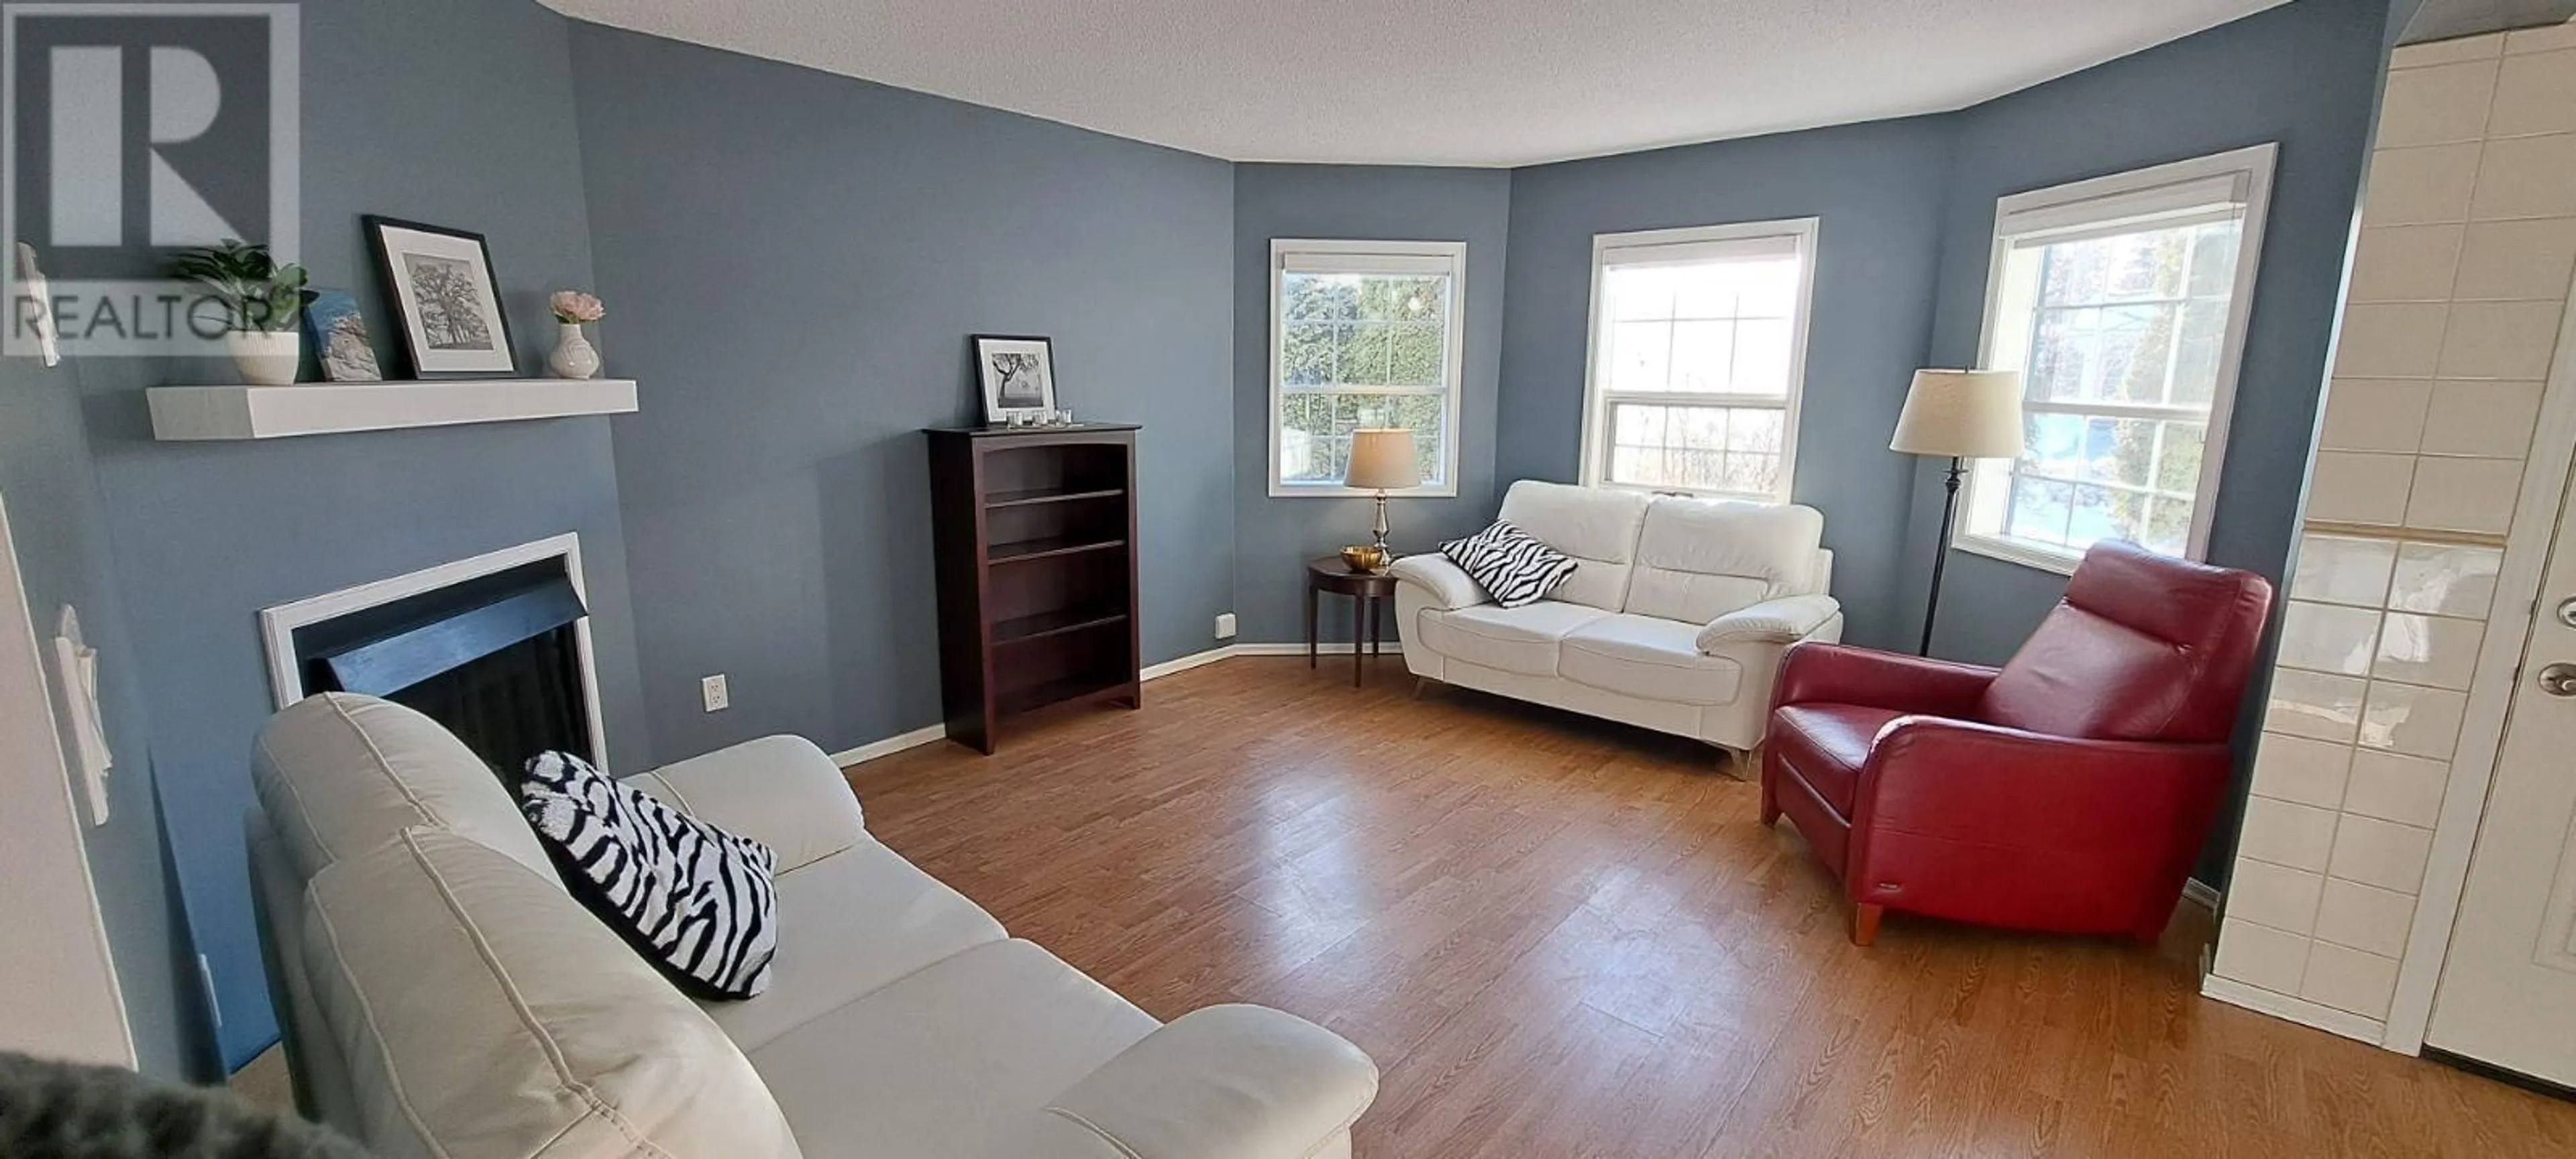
[2383, 281, 2576, 1054]
[0, 487, 134, 1066]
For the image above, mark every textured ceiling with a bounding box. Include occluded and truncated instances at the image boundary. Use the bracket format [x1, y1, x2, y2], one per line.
[541, 0, 2290, 167]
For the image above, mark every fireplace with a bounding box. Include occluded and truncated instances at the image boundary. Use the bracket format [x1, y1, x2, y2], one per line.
[260, 535, 606, 775]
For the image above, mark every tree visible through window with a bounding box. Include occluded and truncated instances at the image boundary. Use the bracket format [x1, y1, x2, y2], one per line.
[1269, 241, 1463, 494]
[1580, 220, 1817, 501]
[1962, 146, 2275, 569]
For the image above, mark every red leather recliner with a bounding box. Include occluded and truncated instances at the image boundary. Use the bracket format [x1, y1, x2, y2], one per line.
[1761, 539, 2273, 945]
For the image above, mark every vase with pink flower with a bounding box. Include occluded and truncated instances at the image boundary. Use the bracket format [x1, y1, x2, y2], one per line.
[547, 290, 605, 379]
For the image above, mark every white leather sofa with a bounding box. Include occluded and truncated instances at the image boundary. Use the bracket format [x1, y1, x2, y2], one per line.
[1391, 480, 1841, 754]
[245, 693, 1377, 1158]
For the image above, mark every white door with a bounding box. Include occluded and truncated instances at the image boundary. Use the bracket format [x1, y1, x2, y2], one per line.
[2428, 455, 2576, 1085]
[0, 489, 133, 1066]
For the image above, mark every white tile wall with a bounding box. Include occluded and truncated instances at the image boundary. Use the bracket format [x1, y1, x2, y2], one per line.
[2321, 378, 2432, 451]
[2306, 451, 2416, 525]
[2239, 796, 2343, 872]
[2316, 877, 2418, 958]
[2363, 144, 2484, 225]
[2404, 455, 2522, 533]
[2332, 304, 2448, 377]
[2229, 858, 2327, 933]
[2359, 679, 2468, 758]
[2389, 541, 2503, 616]
[2302, 940, 2404, 1018]
[2265, 669, 2368, 743]
[2345, 749, 2451, 827]
[2455, 218, 2576, 298]
[2470, 133, 2576, 220]
[2212, 36, 2573, 1034]
[2349, 227, 2464, 302]
[2370, 612, 2485, 689]
[2250, 731, 2354, 808]
[2420, 380, 2542, 456]
[2279, 599, 2383, 675]
[2290, 535, 2398, 606]
[2328, 814, 2436, 893]
[2216, 918, 2313, 994]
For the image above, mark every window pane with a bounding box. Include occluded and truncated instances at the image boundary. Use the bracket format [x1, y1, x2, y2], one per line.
[1975, 194, 2251, 561]
[1273, 251, 1462, 491]
[1732, 318, 1794, 397]
[1610, 321, 1673, 393]
[2006, 475, 2075, 546]
[1283, 323, 1334, 386]
[1587, 231, 1810, 496]
[1605, 402, 1786, 494]
[1389, 324, 1444, 387]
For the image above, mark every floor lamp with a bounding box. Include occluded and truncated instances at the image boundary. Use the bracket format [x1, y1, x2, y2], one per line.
[1890, 369, 2023, 656]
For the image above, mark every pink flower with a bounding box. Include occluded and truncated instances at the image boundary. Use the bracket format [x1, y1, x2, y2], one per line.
[551, 290, 605, 323]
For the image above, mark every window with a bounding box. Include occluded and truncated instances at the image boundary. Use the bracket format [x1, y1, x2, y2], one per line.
[1960, 145, 2277, 573]
[1268, 239, 1464, 496]
[1579, 219, 1818, 501]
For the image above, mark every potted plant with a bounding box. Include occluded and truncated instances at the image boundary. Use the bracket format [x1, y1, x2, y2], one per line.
[547, 290, 604, 379]
[170, 239, 312, 386]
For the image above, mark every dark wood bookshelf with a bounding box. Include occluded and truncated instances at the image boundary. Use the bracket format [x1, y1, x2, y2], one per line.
[926, 423, 1142, 753]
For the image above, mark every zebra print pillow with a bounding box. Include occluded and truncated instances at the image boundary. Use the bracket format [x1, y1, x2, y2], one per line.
[1441, 520, 1578, 608]
[517, 751, 778, 1001]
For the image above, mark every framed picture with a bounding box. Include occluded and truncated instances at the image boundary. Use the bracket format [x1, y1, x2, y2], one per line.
[364, 216, 517, 378]
[973, 334, 1057, 424]
[302, 289, 382, 382]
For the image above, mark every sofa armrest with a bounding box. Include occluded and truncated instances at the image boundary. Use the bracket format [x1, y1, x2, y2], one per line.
[1772, 642, 1998, 716]
[980, 1005, 1378, 1159]
[625, 735, 865, 872]
[1389, 553, 1488, 612]
[1697, 594, 1841, 651]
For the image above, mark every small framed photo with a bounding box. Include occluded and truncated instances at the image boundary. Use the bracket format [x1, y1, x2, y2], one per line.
[973, 334, 1057, 425]
[303, 289, 382, 382]
[365, 216, 517, 378]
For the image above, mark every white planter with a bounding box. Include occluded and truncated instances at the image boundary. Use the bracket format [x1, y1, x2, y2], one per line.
[226, 329, 301, 386]
[547, 322, 601, 380]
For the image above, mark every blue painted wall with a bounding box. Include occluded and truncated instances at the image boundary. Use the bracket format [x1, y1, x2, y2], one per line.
[1232, 165, 1512, 643]
[57, 0, 651, 1070]
[567, 27, 1238, 761]
[1492, 118, 1957, 649]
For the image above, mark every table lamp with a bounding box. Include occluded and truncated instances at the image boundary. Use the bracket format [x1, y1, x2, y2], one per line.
[1343, 428, 1420, 570]
[1890, 369, 2023, 655]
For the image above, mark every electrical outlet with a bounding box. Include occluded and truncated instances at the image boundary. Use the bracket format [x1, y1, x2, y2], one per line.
[1214, 612, 1238, 639]
[700, 673, 730, 712]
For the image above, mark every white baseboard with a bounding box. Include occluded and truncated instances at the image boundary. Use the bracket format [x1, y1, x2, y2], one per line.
[835, 643, 1358, 767]
[1141, 645, 1236, 679]
[2200, 972, 2386, 1044]
[828, 722, 946, 767]
[1230, 642, 1403, 657]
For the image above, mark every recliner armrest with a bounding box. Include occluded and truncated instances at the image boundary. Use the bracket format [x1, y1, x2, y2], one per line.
[1389, 553, 1487, 611]
[1772, 642, 1999, 716]
[980, 1005, 1379, 1159]
[625, 735, 865, 872]
[1697, 594, 1841, 652]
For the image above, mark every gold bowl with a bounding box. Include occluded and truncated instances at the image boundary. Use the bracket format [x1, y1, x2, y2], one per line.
[1340, 545, 1389, 573]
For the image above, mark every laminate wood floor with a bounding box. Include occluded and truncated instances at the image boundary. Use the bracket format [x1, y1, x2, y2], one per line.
[851, 656, 2576, 1158]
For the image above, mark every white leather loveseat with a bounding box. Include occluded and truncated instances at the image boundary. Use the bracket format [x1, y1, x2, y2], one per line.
[1391, 480, 1841, 754]
[246, 692, 1377, 1158]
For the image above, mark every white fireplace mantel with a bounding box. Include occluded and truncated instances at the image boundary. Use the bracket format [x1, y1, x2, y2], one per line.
[146, 378, 637, 441]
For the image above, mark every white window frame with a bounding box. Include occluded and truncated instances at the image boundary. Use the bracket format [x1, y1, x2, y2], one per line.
[1267, 238, 1466, 498]
[1576, 217, 1820, 502]
[1957, 144, 2277, 575]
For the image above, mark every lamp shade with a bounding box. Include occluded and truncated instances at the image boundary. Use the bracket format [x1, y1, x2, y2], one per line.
[1890, 369, 2024, 459]
[1344, 428, 1422, 491]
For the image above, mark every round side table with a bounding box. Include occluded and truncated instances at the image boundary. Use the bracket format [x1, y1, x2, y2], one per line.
[1306, 557, 1400, 688]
